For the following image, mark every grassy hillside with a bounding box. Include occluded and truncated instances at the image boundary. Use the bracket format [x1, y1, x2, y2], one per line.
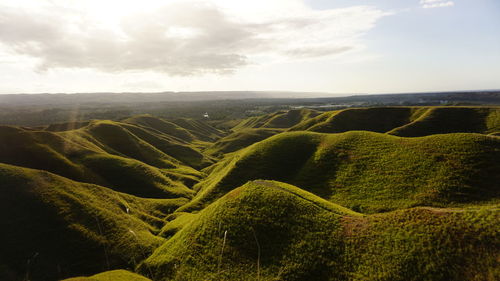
[205, 128, 284, 156]
[122, 116, 222, 167]
[83, 121, 184, 169]
[77, 119, 215, 172]
[291, 107, 416, 133]
[0, 163, 187, 281]
[182, 131, 500, 212]
[141, 181, 356, 281]
[63, 270, 151, 281]
[123, 115, 197, 142]
[42, 116, 220, 169]
[388, 107, 500, 136]
[115, 122, 215, 169]
[0, 125, 197, 198]
[169, 118, 226, 142]
[343, 206, 499, 281]
[45, 121, 90, 132]
[232, 109, 319, 131]
[290, 107, 500, 136]
[1, 108, 499, 281]
[141, 180, 499, 281]
[123, 115, 225, 143]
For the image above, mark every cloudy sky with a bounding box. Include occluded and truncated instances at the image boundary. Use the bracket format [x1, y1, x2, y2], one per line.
[0, 0, 499, 94]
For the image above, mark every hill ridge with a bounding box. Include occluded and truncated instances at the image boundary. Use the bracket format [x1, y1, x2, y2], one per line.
[181, 130, 500, 212]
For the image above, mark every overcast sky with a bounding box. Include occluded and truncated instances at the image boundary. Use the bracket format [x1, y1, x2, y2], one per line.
[0, 0, 499, 94]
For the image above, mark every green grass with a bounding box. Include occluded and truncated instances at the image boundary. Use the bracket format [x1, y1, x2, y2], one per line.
[232, 109, 319, 131]
[86, 117, 218, 169]
[63, 270, 151, 281]
[169, 118, 226, 142]
[80, 154, 195, 198]
[117, 122, 215, 169]
[182, 131, 500, 213]
[291, 107, 417, 133]
[343, 206, 500, 281]
[0, 124, 200, 198]
[140, 180, 499, 281]
[0, 163, 186, 281]
[388, 107, 500, 136]
[83, 120, 182, 169]
[141, 180, 356, 281]
[158, 212, 199, 238]
[123, 115, 197, 143]
[205, 128, 284, 156]
[0, 125, 89, 181]
[289, 106, 500, 136]
[122, 115, 226, 143]
[1, 108, 499, 280]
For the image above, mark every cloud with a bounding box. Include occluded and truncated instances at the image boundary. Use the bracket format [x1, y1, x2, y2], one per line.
[420, 0, 455, 9]
[0, 0, 388, 76]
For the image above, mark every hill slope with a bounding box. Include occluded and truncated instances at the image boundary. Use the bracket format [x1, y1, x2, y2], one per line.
[291, 107, 416, 133]
[290, 107, 500, 136]
[388, 107, 500, 136]
[123, 115, 225, 143]
[63, 270, 151, 281]
[205, 128, 284, 156]
[142, 180, 499, 281]
[1, 108, 499, 281]
[0, 163, 187, 281]
[0, 125, 198, 198]
[85, 119, 217, 169]
[182, 131, 500, 212]
[232, 109, 320, 131]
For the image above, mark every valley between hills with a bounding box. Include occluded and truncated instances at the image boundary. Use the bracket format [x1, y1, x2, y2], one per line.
[1, 106, 499, 281]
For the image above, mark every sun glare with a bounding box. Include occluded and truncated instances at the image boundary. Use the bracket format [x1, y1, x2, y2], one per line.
[77, 0, 168, 24]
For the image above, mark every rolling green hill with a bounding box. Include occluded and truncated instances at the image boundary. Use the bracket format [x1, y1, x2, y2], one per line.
[232, 109, 320, 131]
[123, 115, 197, 143]
[1, 107, 499, 281]
[182, 131, 500, 213]
[83, 120, 185, 169]
[388, 107, 500, 136]
[0, 163, 186, 281]
[141, 180, 499, 281]
[107, 122, 215, 169]
[0, 115, 227, 197]
[0, 124, 198, 198]
[290, 106, 500, 136]
[290, 107, 416, 133]
[205, 128, 284, 156]
[123, 115, 225, 143]
[169, 118, 226, 142]
[63, 270, 151, 281]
